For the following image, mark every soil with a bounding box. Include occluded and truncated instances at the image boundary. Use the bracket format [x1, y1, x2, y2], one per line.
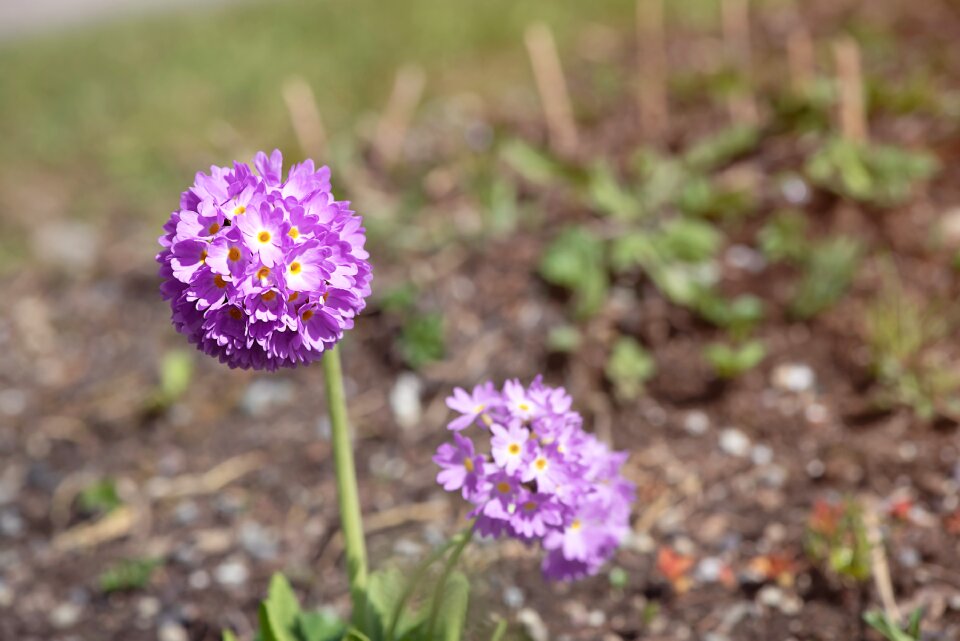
[2, 1, 960, 640]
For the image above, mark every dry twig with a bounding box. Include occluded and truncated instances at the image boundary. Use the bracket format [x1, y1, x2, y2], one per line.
[525, 23, 579, 156]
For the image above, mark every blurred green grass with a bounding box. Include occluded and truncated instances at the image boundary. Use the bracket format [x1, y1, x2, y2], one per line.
[1, 0, 636, 228]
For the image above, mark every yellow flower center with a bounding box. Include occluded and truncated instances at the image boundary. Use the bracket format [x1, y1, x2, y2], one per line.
[213, 274, 228, 288]
[256, 266, 270, 281]
[473, 404, 485, 413]
[229, 307, 243, 320]
[208, 223, 220, 235]
[288, 227, 300, 239]
[232, 205, 246, 216]
[288, 291, 299, 302]
[518, 402, 530, 412]
[523, 501, 537, 512]
[534, 457, 547, 471]
[497, 481, 511, 494]
[570, 519, 582, 531]
[257, 230, 271, 243]
[508, 443, 521, 456]
[302, 309, 314, 321]
[262, 291, 276, 302]
[289, 261, 302, 275]
[199, 249, 208, 264]
[463, 458, 474, 472]
[228, 246, 241, 262]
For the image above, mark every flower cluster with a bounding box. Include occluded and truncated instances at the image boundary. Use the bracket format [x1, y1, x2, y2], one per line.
[434, 377, 634, 580]
[157, 150, 372, 370]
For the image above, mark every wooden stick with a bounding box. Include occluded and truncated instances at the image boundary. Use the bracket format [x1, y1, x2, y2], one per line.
[786, 27, 815, 94]
[721, 0, 759, 126]
[283, 76, 328, 160]
[374, 64, 426, 165]
[524, 22, 579, 156]
[863, 501, 902, 622]
[636, 0, 669, 141]
[833, 36, 868, 143]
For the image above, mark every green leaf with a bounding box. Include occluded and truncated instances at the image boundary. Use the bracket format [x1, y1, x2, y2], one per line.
[789, 237, 862, 319]
[297, 611, 346, 641]
[539, 227, 608, 318]
[98, 557, 161, 593]
[399, 312, 446, 369]
[683, 124, 760, 173]
[343, 627, 373, 641]
[606, 337, 656, 401]
[432, 571, 470, 641]
[546, 325, 581, 353]
[704, 341, 766, 379]
[658, 218, 722, 263]
[586, 162, 643, 220]
[500, 139, 565, 186]
[260, 574, 302, 641]
[159, 349, 194, 402]
[223, 630, 239, 641]
[367, 567, 423, 641]
[488, 619, 508, 641]
[78, 478, 122, 515]
[759, 209, 809, 263]
[610, 232, 657, 274]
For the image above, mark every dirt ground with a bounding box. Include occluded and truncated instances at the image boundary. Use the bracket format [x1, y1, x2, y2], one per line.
[2, 1, 960, 640]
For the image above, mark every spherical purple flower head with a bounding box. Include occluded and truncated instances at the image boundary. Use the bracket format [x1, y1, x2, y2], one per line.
[157, 150, 372, 370]
[434, 376, 635, 581]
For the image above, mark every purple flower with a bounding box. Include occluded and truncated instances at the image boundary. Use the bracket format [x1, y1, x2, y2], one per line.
[157, 150, 372, 370]
[444, 382, 499, 431]
[490, 421, 530, 475]
[433, 378, 635, 581]
[433, 433, 487, 499]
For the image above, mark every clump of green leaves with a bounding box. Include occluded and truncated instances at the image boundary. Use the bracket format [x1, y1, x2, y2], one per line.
[605, 337, 656, 401]
[247, 574, 344, 641]
[539, 227, 608, 318]
[789, 237, 862, 319]
[378, 284, 446, 370]
[864, 608, 925, 641]
[99, 557, 161, 593]
[805, 498, 872, 583]
[703, 340, 766, 380]
[145, 349, 194, 413]
[865, 270, 959, 420]
[806, 138, 938, 207]
[78, 478, 122, 516]
[758, 209, 809, 264]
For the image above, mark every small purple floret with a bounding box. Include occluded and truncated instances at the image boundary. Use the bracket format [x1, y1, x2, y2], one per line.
[157, 151, 372, 370]
[434, 377, 635, 581]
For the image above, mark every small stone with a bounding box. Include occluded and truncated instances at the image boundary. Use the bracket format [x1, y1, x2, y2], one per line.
[136, 596, 161, 620]
[503, 585, 524, 609]
[719, 429, 751, 458]
[517, 608, 548, 641]
[158, 621, 189, 641]
[0, 509, 24, 537]
[696, 557, 725, 583]
[804, 403, 828, 424]
[772, 364, 815, 393]
[188, 570, 210, 590]
[241, 379, 294, 416]
[194, 529, 233, 556]
[239, 522, 279, 561]
[683, 411, 710, 436]
[751, 445, 774, 466]
[758, 585, 784, 608]
[759, 464, 788, 489]
[390, 372, 423, 430]
[586, 609, 606, 627]
[173, 501, 199, 526]
[780, 175, 810, 205]
[940, 207, 960, 247]
[898, 547, 921, 569]
[50, 602, 82, 629]
[392, 538, 423, 558]
[214, 559, 249, 587]
[898, 442, 918, 462]
[725, 244, 766, 273]
[806, 459, 825, 478]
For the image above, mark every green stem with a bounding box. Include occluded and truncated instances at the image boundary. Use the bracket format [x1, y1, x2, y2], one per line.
[322, 345, 368, 627]
[426, 524, 474, 640]
[385, 533, 464, 641]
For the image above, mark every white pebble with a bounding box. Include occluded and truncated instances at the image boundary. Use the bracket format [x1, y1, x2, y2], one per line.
[683, 411, 710, 436]
[772, 364, 815, 393]
[389, 372, 423, 430]
[751, 444, 774, 466]
[719, 428, 751, 458]
[214, 560, 249, 587]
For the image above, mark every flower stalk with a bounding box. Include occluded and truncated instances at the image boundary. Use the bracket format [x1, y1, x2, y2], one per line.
[322, 345, 369, 625]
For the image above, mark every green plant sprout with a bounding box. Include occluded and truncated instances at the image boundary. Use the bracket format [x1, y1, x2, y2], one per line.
[805, 498, 872, 584]
[539, 226, 608, 318]
[703, 340, 766, 380]
[605, 337, 656, 401]
[865, 267, 960, 420]
[99, 557, 162, 594]
[789, 236, 862, 320]
[77, 478, 123, 516]
[805, 138, 938, 207]
[863, 608, 925, 641]
[758, 209, 809, 264]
